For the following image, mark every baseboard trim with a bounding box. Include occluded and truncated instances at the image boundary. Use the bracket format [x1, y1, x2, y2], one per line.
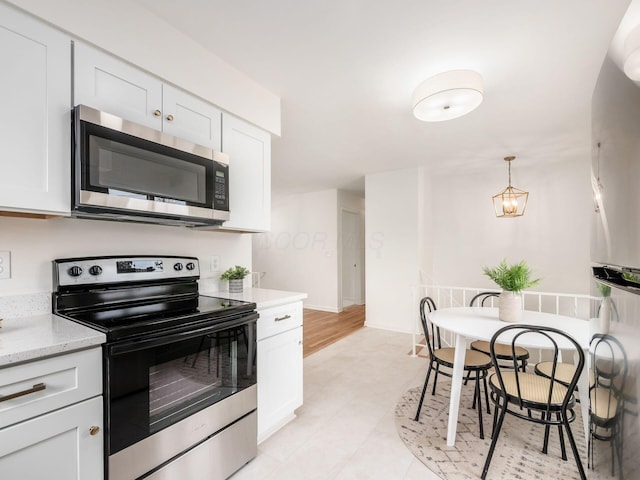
[364, 321, 413, 335]
[303, 304, 341, 313]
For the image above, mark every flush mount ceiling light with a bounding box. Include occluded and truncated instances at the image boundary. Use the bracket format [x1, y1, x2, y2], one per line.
[492, 156, 529, 218]
[412, 69, 483, 122]
[624, 24, 640, 81]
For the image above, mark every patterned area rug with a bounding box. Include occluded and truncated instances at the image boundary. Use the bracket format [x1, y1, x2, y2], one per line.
[395, 384, 613, 480]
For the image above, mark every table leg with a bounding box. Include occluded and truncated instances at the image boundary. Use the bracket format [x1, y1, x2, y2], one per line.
[576, 350, 590, 459]
[447, 334, 468, 446]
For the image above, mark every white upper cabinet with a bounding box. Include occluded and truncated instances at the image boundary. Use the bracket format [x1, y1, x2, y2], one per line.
[221, 113, 271, 232]
[161, 85, 222, 150]
[74, 42, 221, 151]
[0, 2, 70, 216]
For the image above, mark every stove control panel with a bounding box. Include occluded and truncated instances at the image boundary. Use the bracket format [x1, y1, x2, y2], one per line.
[54, 256, 200, 287]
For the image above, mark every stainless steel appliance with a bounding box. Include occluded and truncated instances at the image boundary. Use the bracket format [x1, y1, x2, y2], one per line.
[591, 55, 640, 289]
[52, 255, 257, 480]
[72, 105, 230, 227]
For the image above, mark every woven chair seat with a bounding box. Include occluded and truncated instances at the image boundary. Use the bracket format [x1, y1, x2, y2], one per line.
[490, 371, 569, 406]
[534, 362, 577, 386]
[590, 387, 620, 421]
[434, 348, 492, 368]
[471, 340, 529, 360]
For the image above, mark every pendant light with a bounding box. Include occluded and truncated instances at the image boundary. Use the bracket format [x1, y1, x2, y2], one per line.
[492, 156, 528, 218]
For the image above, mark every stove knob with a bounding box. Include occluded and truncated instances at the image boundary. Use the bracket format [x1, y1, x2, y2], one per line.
[186, 262, 195, 271]
[174, 262, 184, 271]
[68, 266, 83, 277]
[89, 265, 103, 276]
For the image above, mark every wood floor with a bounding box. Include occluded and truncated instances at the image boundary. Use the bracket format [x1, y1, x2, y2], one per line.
[303, 304, 365, 357]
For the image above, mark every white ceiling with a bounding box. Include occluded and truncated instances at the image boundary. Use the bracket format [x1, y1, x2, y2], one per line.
[134, 0, 632, 196]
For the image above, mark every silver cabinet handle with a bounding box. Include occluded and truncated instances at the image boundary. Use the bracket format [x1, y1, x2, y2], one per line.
[153, 109, 162, 116]
[89, 426, 100, 436]
[166, 114, 174, 121]
[0, 382, 46, 403]
[275, 315, 291, 322]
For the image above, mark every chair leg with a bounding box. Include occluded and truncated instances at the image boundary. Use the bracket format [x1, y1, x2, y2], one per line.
[556, 412, 567, 461]
[414, 362, 434, 421]
[482, 398, 507, 479]
[475, 373, 484, 439]
[483, 374, 491, 414]
[542, 420, 551, 454]
[464, 369, 472, 386]
[191, 335, 207, 367]
[562, 412, 586, 480]
[431, 364, 441, 396]
[614, 421, 624, 480]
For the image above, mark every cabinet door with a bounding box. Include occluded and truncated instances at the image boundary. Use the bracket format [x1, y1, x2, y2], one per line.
[257, 326, 303, 441]
[221, 113, 271, 232]
[0, 396, 103, 480]
[74, 41, 163, 130]
[0, 3, 70, 215]
[162, 85, 222, 150]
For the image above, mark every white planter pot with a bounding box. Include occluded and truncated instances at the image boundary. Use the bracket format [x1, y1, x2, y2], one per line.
[498, 291, 522, 323]
[597, 297, 611, 334]
[228, 278, 244, 293]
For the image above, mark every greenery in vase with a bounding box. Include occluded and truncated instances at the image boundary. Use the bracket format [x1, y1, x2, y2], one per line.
[482, 259, 540, 293]
[220, 265, 251, 280]
[596, 282, 611, 297]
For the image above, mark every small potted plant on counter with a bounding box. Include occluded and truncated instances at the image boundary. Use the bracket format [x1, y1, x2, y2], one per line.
[220, 265, 251, 293]
[482, 259, 541, 322]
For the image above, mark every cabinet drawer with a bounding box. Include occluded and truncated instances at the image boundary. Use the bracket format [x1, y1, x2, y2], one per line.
[0, 348, 102, 428]
[257, 302, 303, 340]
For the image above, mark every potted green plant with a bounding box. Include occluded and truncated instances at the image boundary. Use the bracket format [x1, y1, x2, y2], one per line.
[220, 265, 251, 293]
[482, 259, 541, 322]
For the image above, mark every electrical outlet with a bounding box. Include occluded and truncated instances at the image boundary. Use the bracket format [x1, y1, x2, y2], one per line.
[0, 251, 11, 279]
[210, 255, 220, 272]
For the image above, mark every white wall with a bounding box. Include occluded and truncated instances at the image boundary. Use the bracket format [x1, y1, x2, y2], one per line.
[5, 0, 280, 135]
[427, 157, 592, 294]
[365, 168, 422, 333]
[0, 216, 252, 296]
[253, 190, 339, 311]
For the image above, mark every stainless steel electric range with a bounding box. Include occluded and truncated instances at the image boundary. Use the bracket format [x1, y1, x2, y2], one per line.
[52, 255, 257, 480]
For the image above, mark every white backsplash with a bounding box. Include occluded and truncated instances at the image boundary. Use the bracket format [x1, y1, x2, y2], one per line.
[0, 292, 51, 319]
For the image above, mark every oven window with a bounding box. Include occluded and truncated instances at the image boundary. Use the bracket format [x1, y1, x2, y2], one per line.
[107, 321, 256, 455]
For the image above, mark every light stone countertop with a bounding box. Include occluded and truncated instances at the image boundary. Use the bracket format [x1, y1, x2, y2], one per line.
[0, 288, 304, 367]
[201, 287, 307, 310]
[0, 314, 106, 367]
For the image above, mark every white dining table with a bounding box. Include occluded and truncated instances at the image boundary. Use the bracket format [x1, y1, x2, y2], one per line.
[428, 306, 591, 448]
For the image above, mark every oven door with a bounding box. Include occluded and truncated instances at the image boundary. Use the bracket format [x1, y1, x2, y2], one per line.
[72, 104, 229, 224]
[104, 314, 257, 460]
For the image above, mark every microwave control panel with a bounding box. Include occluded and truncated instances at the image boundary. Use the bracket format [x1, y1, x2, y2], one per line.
[213, 162, 229, 211]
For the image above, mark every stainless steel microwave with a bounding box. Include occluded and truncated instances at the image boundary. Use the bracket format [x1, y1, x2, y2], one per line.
[72, 104, 230, 227]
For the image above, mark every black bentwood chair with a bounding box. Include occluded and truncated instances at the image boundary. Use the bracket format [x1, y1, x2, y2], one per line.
[481, 324, 586, 480]
[413, 297, 492, 439]
[468, 292, 530, 372]
[588, 334, 628, 479]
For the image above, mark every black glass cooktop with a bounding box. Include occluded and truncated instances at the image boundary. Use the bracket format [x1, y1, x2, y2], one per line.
[57, 295, 256, 341]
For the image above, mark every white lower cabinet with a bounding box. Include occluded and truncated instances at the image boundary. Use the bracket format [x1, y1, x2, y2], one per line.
[257, 302, 303, 442]
[0, 347, 103, 479]
[0, 396, 103, 480]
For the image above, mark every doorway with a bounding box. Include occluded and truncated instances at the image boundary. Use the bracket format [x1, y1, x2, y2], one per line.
[341, 210, 364, 308]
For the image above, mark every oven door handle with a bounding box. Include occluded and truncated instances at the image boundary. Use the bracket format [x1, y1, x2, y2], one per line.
[108, 313, 258, 355]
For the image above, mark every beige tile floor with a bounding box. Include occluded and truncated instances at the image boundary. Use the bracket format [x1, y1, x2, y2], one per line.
[230, 327, 441, 480]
